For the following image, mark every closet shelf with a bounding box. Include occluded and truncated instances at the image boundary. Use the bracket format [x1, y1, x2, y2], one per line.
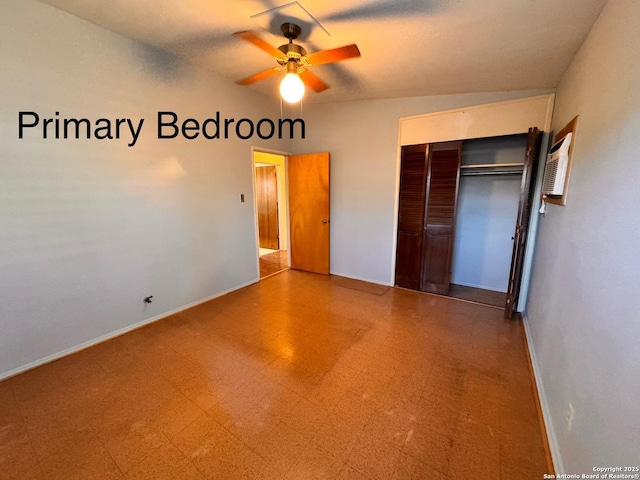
[460, 162, 524, 176]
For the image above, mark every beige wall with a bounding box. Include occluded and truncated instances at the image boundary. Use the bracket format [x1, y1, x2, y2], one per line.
[400, 94, 554, 146]
[0, 0, 288, 378]
[292, 90, 553, 284]
[526, 0, 640, 471]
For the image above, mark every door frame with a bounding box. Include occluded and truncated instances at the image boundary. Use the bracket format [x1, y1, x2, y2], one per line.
[251, 147, 291, 279]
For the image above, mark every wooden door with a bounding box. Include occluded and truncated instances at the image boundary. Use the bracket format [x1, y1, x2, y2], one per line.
[288, 152, 330, 274]
[505, 127, 542, 318]
[255, 165, 279, 250]
[395, 144, 428, 289]
[420, 141, 462, 295]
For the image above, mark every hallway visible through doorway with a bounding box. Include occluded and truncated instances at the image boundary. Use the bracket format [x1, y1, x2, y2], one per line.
[259, 250, 288, 278]
[254, 150, 290, 280]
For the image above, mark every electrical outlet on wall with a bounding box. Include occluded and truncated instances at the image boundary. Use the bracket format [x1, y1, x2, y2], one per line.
[566, 402, 575, 430]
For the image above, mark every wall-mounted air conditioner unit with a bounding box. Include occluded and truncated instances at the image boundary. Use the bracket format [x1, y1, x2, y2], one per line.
[542, 132, 572, 196]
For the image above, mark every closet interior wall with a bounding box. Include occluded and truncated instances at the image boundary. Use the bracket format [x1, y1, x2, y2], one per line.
[451, 134, 528, 293]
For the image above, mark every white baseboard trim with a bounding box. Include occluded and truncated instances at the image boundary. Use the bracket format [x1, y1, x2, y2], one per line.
[329, 271, 393, 287]
[522, 313, 564, 474]
[0, 278, 259, 382]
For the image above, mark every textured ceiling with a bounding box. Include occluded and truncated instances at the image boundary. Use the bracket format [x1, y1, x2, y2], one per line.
[38, 0, 608, 103]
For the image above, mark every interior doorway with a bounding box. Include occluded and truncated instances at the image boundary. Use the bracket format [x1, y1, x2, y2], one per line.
[253, 150, 289, 279]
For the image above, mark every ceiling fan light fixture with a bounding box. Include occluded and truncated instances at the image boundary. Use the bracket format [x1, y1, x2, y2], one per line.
[279, 61, 305, 104]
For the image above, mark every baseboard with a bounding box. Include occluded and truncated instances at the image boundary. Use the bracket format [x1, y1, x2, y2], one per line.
[522, 313, 564, 475]
[0, 278, 259, 382]
[329, 271, 393, 287]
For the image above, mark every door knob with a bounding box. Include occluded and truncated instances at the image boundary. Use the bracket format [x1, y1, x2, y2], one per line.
[322, 219, 329, 224]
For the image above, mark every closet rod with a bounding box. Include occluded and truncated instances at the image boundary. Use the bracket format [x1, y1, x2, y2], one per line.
[461, 170, 523, 176]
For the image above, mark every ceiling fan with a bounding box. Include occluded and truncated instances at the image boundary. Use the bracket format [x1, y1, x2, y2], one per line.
[234, 22, 361, 103]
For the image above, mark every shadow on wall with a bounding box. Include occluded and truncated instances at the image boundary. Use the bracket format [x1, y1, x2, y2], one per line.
[134, 43, 187, 81]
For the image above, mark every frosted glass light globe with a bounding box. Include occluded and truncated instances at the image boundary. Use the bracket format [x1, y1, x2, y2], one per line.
[279, 72, 305, 104]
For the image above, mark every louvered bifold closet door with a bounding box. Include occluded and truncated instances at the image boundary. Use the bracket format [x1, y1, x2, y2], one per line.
[505, 127, 542, 318]
[395, 144, 428, 289]
[420, 141, 462, 294]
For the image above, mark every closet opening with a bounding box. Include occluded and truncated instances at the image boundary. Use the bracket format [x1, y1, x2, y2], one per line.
[450, 134, 528, 308]
[395, 129, 541, 316]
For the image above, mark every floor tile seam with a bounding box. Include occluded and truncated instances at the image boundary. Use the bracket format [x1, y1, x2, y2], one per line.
[414, 360, 438, 400]
[499, 446, 546, 471]
[259, 267, 290, 280]
[459, 414, 502, 448]
[8, 377, 67, 408]
[461, 398, 502, 432]
[34, 426, 125, 477]
[497, 432, 548, 476]
[173, 410, 226, 447]
[238, 422, 310, 477]
[334, 462, 356, 479]
[328, 419, 367, 446]
[425, 406, 467, 453]
[345, 439, 403, 478]
[339, 460, 377, 480]
[268, 355, 327, 382]
[160, 345, 224, 393]
[165, 412, 246, 477]
[94, 428, 153, 478]
[0, 415, 30, 447]
[497, 413, 542, 434]
[277, 413, 323, 439]
[461, 372, 503, 393]
[398, 444, 451, 478]
[1, 381, 21, 408]
[14, 399, 76, 474]
[4, 423, 45, 478]
[419, 378, 467, 404]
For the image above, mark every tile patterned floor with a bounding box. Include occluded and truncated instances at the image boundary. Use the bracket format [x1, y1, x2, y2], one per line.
[448, 284, 506, 309]
[259, 250, 289, 279]
[0, 271, 550, 479]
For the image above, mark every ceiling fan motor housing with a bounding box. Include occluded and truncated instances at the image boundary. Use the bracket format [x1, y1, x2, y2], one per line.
[277, 42, 307, 62]
[276, 22, 307, 66]
[281, 22, 302, 40]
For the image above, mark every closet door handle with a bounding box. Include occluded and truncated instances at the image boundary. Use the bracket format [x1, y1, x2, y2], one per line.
[322, 219, 329, 224]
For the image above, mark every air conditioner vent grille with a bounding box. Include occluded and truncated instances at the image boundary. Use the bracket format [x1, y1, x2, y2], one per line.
[542, 132, 572, 196]
[542, 158, 559, 193]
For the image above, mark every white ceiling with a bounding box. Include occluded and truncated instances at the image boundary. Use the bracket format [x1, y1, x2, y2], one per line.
[39, 0, 608, 103]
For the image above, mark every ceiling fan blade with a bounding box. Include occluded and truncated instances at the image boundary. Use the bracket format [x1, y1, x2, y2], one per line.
[299, 70, 330, 93]
[234, 30, 285, 59]
[305, 44, 361, 66]
[236, 67, 281, 86]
